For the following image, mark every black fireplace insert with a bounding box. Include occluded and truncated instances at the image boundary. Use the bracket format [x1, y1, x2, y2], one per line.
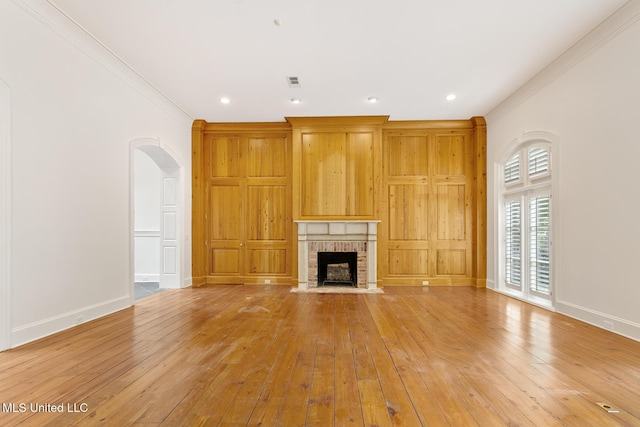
[317, 252, 357, 287]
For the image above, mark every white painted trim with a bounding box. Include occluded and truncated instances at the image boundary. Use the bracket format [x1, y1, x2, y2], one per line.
[494, 131, 558, 308]
[487, 0, 640, 120]
[11, 0, 193, 123]
[10, 296, 131, 349]
[134, 274, 161, 283]
[130, 138, 185, 305]
[135, 230, 161, 238]
[556, 300, 640, 343]
[0, 79, 12, 351]
[490, 287, 555, 312]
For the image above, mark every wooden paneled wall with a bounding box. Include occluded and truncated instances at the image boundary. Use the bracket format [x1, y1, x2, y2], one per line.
[288, 116, 385, 219]
[380, 119, 485, 285]
[192, 122, 293, 285]
[192, 117, 486, 287]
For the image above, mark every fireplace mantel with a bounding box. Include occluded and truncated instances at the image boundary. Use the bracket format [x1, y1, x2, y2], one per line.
[295, 220, 380, 290]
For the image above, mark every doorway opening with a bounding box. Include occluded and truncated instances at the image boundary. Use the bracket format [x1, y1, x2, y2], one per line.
[131, 139, 182, 302]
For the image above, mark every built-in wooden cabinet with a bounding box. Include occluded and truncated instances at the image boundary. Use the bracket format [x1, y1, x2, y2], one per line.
[380, 120, 485, 285]
[192, 122, 293, 285]
[193, 116, 486, 287]
[288, 116, 384, 219]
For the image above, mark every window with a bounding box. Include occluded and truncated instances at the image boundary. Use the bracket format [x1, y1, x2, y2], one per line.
[500, 137, 553, 305]
[504, 154, 520, 184]
[505, 199, 521, 287]
[528, 146, 549, 177]
[529, 194, 550, 295]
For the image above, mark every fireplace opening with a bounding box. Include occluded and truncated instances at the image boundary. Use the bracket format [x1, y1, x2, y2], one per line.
[317, 252, 357, 287]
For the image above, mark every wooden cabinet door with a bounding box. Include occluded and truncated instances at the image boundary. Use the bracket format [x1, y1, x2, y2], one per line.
[244, 136, 291, 281]
[206, 136, 245, 283]
[204, 133, 291, 284]
[380, 131, 474, 285]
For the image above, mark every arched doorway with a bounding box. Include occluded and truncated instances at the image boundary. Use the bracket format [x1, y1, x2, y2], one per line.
[130, 138, 183, 302]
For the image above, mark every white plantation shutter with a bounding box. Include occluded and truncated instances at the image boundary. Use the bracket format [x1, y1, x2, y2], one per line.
[504, 154, 520, 184]
[505, 200, 522, 287]
[529, 195, 551, 295]
[528, 147, 549, 176]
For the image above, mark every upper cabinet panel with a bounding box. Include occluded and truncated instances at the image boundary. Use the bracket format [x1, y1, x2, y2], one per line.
[208, 136, 241, 178]
[387, 135, 429, 177]
[247, 137, 287, 177]
[436, 135, 467, 177]
[290, 116, 385, 219]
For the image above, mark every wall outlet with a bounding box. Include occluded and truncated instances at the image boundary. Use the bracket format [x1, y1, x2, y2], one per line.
[264, 279, 271, 284]
[603, 320, 614, 331]
[76, 315, 84, 325]
[422, 280, 429, 286]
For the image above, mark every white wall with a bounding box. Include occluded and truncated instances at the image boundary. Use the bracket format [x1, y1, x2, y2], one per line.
[0, 0, 192, 348]
[486, 1, 640, 340]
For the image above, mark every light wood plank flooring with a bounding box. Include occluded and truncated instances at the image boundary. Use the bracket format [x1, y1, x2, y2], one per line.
[1, 286, 639, 426]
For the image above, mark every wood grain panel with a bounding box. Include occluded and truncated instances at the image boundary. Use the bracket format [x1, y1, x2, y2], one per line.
[247, 137, 286, 177]
[381, 124, 482, 285]
[210, 249, 240, 274]
[436, 184, 466, 241]
[194, 123, 293, 285]
[436, 249, 466, 275]
[209, 136, 241, 178]
[246, 186, 286, 240]
[209, 185, 241, 240]
[301, 132, 347, 216]
[388, 249, 429, 275]
[346, 132, 374, 216]
[388, 184, 429, 240]
[387, 135, 429, 176]
[192, 121, 207, 285]
[436, 135, 466, 176]
[247, 249, 286, 274]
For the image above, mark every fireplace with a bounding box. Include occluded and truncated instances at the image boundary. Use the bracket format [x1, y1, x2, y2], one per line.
[295, 220, 379, 290]
[318, 252, 357, 287]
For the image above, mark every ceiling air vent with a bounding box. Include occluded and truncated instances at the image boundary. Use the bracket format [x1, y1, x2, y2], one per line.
[287, 76, 301, 88]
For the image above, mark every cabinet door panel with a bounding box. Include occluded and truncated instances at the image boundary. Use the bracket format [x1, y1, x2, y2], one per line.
[388, 184, 429, 241]
[209, 137, 241, 178]
[210, 249, 240, 274]
[247, 249, 287, 274]
[247, 185, 287, 241]
[209, 185, 242, 240]
[436, 184, 466, 241]
[247, 137, 287, 177]
[389, 249, 429, 276]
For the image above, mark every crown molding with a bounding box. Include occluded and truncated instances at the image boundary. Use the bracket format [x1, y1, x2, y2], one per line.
[12, 0, 193, 123]
[487, 0, 640, 121]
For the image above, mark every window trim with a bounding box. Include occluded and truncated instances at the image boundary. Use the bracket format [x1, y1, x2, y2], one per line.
[495, 131, 557, 310]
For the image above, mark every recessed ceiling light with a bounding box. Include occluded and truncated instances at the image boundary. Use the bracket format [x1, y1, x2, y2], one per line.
[446, 94, 456, 101]
[220, 97, 231, 104]
[367, 96, 379, 103]
[291, 98, 301, 104]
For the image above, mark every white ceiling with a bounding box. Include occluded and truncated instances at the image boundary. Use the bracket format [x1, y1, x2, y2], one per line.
[51, 0, 628, 122]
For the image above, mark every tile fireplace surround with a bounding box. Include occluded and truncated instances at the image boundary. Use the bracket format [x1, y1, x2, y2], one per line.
[295, 220, 380, 290]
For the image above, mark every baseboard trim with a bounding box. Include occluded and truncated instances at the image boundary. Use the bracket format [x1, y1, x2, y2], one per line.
[182, 277, 193, 288]
[134, 274, 160, 283]
[10, 296, 131, 349]
[556, 300, 640, 343]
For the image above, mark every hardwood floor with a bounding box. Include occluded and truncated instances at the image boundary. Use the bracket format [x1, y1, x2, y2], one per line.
[1, 286, 639, 426]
